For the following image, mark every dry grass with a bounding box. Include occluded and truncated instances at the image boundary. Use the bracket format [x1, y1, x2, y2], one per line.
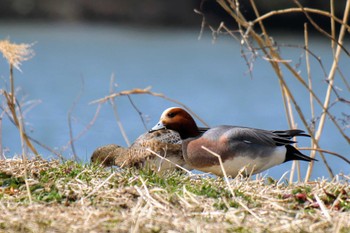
[0, 39, 34, 71]
[0, 39, 39, 157]
[0, 159, 349, 233]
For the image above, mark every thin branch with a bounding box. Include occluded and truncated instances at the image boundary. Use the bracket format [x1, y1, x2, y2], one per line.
[0, 104, 64, 160]
[63, 103, 103, 154]
[0, 111, 3, 159]
[90, 87, 210, 128]
[28, 136, 65, 161]
[299, 147, 350, 164]
[194, 8, 206, 40]
[305, 0, 350, 181]
[127, 95, 148, 131]
[108, 75, 131, 147]
[293, 0, 349, 56]
[67, 78, 84, 161]
[252, 7, 350, 34]
[3, 66, 39, 156]
[217, 0, 337, 179]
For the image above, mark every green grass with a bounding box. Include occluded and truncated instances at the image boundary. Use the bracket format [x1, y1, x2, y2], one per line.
[0, 159, 349, 232]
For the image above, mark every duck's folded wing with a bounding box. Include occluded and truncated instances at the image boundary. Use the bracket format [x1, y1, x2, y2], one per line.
[272, 129, 310, 139]
[225, 127, 304, 146]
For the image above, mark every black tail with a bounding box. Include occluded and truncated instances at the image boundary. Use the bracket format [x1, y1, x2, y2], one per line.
[272, 130, 310, 146]
[273, 129, 310, 138]
[284, 145, 317, 162]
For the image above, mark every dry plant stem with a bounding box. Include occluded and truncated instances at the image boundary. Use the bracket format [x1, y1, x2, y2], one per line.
[280, 61, 301, 183]
[217, 0, 336, 179]
[314, 194, 331, 221]
[29, 136, 64, 160]
[67, 79, 85, 161]
[304, 23, 315, 131]
[82, 172, 115, 200]
[283, 59, 349, 143]
[235, 0, 344, 154]
[19, 113, 33, 204]
[338, 68, 350, 92]
[10, 66, 15, 105]
[252, 7, 350, 36]
[110, 99, 131, 146]
[66, 79, 105, 161]
[330, 0, 336, 52]
[68, 107, 77, 160]
[305, 0, 350, 182]
[109, 76, 130, 146]
[265, 49, 334, 179]
[293, 0, 349, 56]
[127, 95, 148, 131]
[194, 9, 206, 40]
[0, 105, 64, 159]
[0, 112, 3, 159]
[299, 147, 350, 164]
[219, 1, 349, 142]
[63, 103, 102, 156]
[91, 87, 210, 128]
[304, 23, 318, 181]
[201, 146, 262, 221]
[145, 148, 192, 174]
[249, 0, 301, 182]
[266, 50, 349, 143]
[6, 65, 39, 156]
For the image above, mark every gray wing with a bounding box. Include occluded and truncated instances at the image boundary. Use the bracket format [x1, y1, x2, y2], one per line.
[210, 126, 308, 147]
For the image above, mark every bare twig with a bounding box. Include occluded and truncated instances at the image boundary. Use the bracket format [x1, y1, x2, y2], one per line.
[194, 9, 206, 41]
[252, 7, 350, 34]
[215, 0, 350, 181]
[67, 79, 85, 161]
[0, 111, 3, 159]
[293, 0, 349, 56]
[305, 0, 350, 181]
[63, 103, 103, 155]
[0, 40, 38, 156]
[299, 147, 350, 164]
[108, 75, 131, 146]
[90, 87, 210, 128]
[127, 95, 148, 131]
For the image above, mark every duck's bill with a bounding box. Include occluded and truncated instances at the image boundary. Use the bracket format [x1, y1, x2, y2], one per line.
[149, 121, 166, 132]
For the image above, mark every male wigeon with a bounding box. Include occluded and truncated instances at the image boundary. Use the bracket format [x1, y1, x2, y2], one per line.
[150, 107, 316, 177]
[91, 129, 188, 171]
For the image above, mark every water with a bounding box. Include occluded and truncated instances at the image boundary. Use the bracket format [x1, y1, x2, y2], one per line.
[1, 22, 349, 179]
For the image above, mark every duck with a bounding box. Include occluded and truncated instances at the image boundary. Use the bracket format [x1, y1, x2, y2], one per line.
[91, 129, 188, 171]
[150, 107, 316, 177]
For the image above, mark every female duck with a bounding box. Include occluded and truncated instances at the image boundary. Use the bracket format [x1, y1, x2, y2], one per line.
[151, 107, 316, 177]
[91, 129, 188, 171]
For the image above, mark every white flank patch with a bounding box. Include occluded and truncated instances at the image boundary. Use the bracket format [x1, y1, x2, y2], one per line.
[201, 147, 287, 177]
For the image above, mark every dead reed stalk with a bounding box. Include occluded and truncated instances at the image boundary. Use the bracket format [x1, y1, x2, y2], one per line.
[0, 39, 39, 157]
[211, 0, 349, 182]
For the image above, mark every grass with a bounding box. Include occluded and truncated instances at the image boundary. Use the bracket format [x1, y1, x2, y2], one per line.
[0, 159, 349, 232]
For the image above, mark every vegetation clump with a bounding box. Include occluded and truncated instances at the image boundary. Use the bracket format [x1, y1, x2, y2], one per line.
[0, 159, 349, 232]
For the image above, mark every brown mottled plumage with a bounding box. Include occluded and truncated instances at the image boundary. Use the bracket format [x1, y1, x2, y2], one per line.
[91, 129, 188, 171]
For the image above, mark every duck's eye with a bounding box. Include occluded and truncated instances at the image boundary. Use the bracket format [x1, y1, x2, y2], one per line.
[167, 112, 176, 118]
